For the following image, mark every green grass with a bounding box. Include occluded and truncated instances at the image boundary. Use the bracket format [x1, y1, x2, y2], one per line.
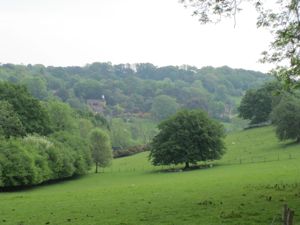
[1, 126, 300, 225]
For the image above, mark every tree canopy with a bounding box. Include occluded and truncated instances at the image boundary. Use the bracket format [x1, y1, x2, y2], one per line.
[149, 109, 226, 169]
[238, 82, 282, 125]
[89, 129, 113, 173]
[0, 101, 26, 138]
[151, 95, 179, 121]
[271, 94, 300, 142]
[0, 82, 51, 136]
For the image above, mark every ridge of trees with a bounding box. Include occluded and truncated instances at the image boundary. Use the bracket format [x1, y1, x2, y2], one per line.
[0, 63, 271, 123]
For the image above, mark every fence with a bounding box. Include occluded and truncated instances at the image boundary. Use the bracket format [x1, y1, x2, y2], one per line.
[219, 151, 300, 166]
[100, 151, 300, 173]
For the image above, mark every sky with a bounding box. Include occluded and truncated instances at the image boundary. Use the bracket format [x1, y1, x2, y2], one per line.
[0, 0, 273, 72]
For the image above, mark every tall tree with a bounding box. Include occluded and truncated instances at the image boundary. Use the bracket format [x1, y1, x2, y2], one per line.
[238, 82, 282, 124]
[89, 129, 112, 173]
[271, 95, 300, 142]
[149, 109, 225, 169]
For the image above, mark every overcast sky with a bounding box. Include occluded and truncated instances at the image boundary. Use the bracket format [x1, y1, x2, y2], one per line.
[0, 0, 273, 72]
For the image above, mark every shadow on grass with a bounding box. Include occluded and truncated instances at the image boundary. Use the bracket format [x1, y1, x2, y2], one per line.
[149, 164, 215, 174]
[279, 140, 300, 149]
[0, 175, 84, 193]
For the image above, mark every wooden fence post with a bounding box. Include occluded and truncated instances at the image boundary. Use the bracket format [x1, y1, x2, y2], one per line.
[283, 204, 294, 225]
[287, 209, 294, 225]
[283, 204, 288, 225]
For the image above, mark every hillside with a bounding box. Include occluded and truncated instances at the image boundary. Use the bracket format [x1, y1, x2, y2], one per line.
[1, 126, 299, 225]
[0, 63, 270, 122]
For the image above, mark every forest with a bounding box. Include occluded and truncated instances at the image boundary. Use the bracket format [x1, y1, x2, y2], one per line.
[0, 62, 270, 121]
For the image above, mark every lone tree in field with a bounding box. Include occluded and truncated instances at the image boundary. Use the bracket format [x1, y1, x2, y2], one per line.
[271, 95, 300, 143]
[89, 128, 113, 173]
[149, 109, 225, 169]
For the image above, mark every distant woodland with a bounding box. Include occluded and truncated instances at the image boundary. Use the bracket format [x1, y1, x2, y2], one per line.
[0, 62, 269, 120]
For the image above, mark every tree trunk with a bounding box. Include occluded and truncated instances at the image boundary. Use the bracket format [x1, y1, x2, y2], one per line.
[184, 162, 190, 170]
[95, 162, 98, 173]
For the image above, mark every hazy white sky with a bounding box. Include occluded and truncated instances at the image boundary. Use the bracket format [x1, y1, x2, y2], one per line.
[0, 0, 272, 72]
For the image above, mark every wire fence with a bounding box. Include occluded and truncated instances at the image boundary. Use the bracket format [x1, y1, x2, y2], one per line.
[100, 151, 300, 173]
[219, 151, 300, 166]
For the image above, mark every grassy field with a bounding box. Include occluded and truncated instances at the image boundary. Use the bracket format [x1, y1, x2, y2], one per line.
[1, 126, 300, 225]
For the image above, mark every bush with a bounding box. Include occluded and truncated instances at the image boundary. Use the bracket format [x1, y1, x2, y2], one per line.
[113, 145, 148, 158]
[0, 135, 92, 188]
[0, 140, 36, 187]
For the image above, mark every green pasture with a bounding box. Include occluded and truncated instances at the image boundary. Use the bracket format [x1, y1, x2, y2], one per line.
[1, 126, 300, 225]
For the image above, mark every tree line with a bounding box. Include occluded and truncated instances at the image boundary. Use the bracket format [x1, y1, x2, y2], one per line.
[239, 81, 300, 142]
[0, 63, 270, 122]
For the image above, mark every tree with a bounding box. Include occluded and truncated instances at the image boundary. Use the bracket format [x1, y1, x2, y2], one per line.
[149, 109, 225, 169]
[44, 101, 76, 132]
[22, 77, 48, 100]
[180, 0, 300, 89]
[271, 95, 300, 142]
[89, 129, 112, 173]
[151, 95, 179, 121]
[0, 101, 26, 138]
[238, 89, 272, 124]
[238, 82, 282, 124]
[0, 82, 51, 135]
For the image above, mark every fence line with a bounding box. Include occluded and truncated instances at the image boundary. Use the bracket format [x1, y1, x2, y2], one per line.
[101, 152, 300, 173]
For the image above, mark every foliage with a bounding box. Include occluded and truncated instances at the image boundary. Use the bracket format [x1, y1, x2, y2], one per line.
[22, 77, 48, 100]
[0, 101, 26, 138]
[110, 118, 135, 148]
[0, 140, 36, 187]
[238, 82, 282, 124]
[271, 94, 300, 142]
[0, 135, 92, 188]
[0, 82, 51, 135]
[44, 100, 76, 132]
[151, 95, 179, 121]
[149, 109, 225, 168]
[49, 132, 93, 175]
[0, 63, 269, 123]
[89, 128, 113, 173]
[113, 145, 148, 158]
[0, 133, 91, 188]
[180, 0, 300, 89]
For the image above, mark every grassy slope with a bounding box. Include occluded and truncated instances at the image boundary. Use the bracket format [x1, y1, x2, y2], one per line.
[1, 126, 300, 225]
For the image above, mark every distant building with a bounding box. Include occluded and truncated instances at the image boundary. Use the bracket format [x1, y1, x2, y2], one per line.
[87, 98, 106, 114]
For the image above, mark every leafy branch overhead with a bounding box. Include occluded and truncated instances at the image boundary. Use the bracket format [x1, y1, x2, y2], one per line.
[180, 0, 300, 88]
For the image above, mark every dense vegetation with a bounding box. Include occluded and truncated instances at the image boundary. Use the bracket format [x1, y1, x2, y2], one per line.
[238, 81, 300, 142]
[0, 82, 107, 187]
[0, 63, 269, 123]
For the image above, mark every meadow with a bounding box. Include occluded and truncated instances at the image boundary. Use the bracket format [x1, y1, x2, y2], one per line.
[1, 126, 300, 225]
